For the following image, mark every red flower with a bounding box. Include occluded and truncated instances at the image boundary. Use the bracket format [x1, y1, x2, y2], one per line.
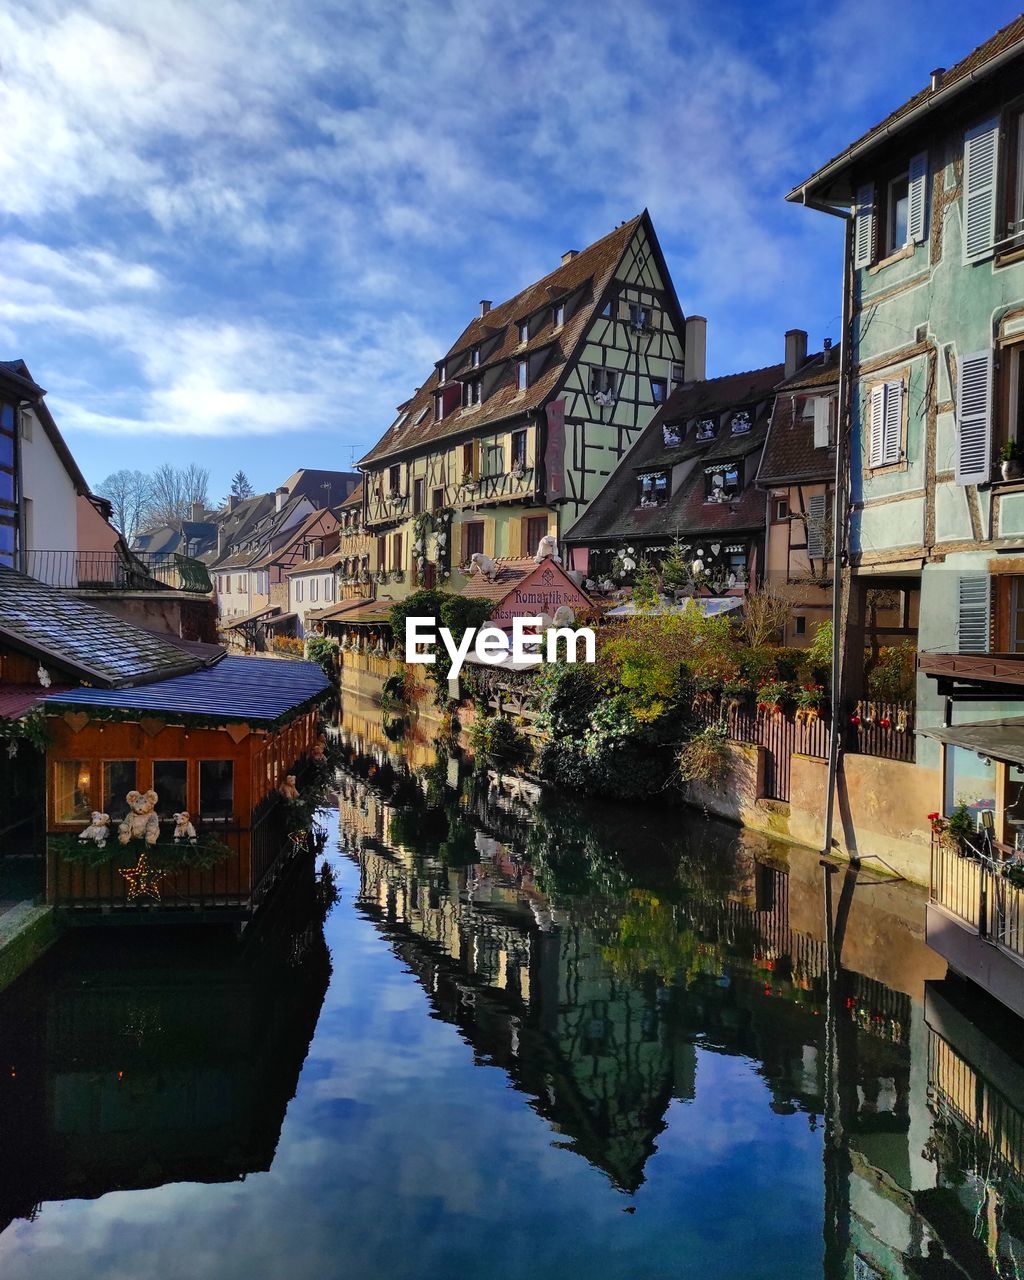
[927, 812, 939, 821]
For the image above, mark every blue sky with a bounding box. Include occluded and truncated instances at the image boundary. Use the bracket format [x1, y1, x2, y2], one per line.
[0, 0, 1018, 502]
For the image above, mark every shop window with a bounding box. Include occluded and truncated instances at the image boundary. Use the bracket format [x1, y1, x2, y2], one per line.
[200, 760, 234, 820]
[55, 760, 93, 823]
[153, 760, 187, 815]
[637, 471, 668, 508]
[103, 760, 137, 812]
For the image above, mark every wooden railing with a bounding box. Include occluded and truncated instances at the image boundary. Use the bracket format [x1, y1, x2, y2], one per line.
[845, 699, 916, 762]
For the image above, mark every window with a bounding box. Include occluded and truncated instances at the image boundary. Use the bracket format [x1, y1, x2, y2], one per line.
[388, 464, 401, 493]
[511, 430, 527, 469]
[1006, 107, 1024, 243]
[696, 417, 716, 441]
[728, 549, 748, 585]
[1006, 345, 1024, 448]
[552, 303, 564, 328]
[438, 361, 447, 383]
[885, 172, 910, 253]
[392, 532, 403, 569]
[705, 462, 741, 502]
[731, 410, 752, 434]
[414, 405, 430, 426]
[310, 578, 318, 601]
[774, 498, 789, 521]
[590, 367, 617, 399]
[55, 760, 93, 823]
[651, 378, 667, 405]
[671, 362, 685, 385]
[600, 301, 612, 318]
[805, 493, 832, 560]
[103, 761, 137, 812]
[1011, 577, 1024, 653]
[431, 487, 444, 510]
[629, 302, 649, 330]
[462, 441, 477, 478]
[153, 761, 187, 815]
[483, 444, 504, 476]
[516, 361, 529, 391]
[296, 579, 303, 601]
[662, 422, 682, 447]
[464, 522, 484, 560]
[465, 379, 483, 407]
[236, 576, 244, 592]
[199, 760, 234, 820]
[326, 576, 335, 602]
[471, 345, 481, 367]
[413, 478, 424, 514]
[868, 380, 903, 468]
[518, 321, 529, 344]
[525, 516, 548, 554]
[812, 395, 837, 448]
[794, 616, 807, 637]
[376, 535, 386, 570]
[638, 471, 668, 508]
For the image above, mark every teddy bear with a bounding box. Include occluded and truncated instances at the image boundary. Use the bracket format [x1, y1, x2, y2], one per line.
[172, 811, 197, 844]
[118, 790, 161, 846]
[534, 533, 561, 564]
[311, 734, 327, 762]
[278, 774, 300, 800]
[79, 812, 111, 849]
[470, 551, 497, 579]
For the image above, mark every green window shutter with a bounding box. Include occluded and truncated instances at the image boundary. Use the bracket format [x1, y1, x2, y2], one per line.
[962, 117, 999, 263]
[957, 574, 991, 653]
[882, 380, 903, 464]
[907, 151, 928, 243]
[956, 350, 993, 485]
[854, 183, 875, 269]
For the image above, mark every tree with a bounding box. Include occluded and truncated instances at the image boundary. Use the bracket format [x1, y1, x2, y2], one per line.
[95, 469, 154, 544]
[146, 463, 211, 528]
[227, 470, 254, 503]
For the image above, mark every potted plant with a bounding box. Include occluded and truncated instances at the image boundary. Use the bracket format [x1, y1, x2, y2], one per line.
[1001, 440, 1022, 481]
[756, 679, 792, 716]
[795, 682, 826, 725]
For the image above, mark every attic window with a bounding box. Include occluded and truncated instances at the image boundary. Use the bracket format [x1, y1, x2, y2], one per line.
[638, 471, 668, 508]
[731, 410, 752, 434]
[465, 379, 483, 407]
[662, 423, 682, 447]
[517, 360, 529, 391]
[705, 462, 741, 502]
[471, 345, 481, 367]
[438, 361, 447, 383]
[629, 303, 649, 330]
[519, 321, 529, 344]
[414, 406, 429, 426]
[696, 418, 716, 441]
[552, 303, 564, 328]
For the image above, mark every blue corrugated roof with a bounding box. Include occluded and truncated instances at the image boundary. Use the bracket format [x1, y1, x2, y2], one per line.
[44, 656, 330, 725]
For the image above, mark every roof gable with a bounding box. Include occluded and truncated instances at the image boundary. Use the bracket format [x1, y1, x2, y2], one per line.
[459, 556, 595, 617]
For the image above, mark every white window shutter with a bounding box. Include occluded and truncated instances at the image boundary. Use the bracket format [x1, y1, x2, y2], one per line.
[957, 574, 991, 653]
[854, 183, 875, 269]
[806, 493, 828, 559]
[962, 118, 999, 263]
[956, 349, 993, 485]
[869, 385, 885, 466]
[907, 151, 928, 243]
[882, 380, 903, 464]
[812, 397, 830, 448]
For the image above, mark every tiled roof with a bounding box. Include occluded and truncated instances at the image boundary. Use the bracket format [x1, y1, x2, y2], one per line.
[458, 558, 537, 602]
[307, 596, 375, 622]
[44, 656, 330, 726]
[0, 683, 72, 720]
[320, 600, 393, 626]
[0, 566, 207, 687]
[340, 480, 364, 509]
[566, 365, 782, 544]
[283, 469, 361, 504]
[359, 215, 657, 465]
[757, 350, 839, 487]
[286, 550, 343, 574]
[221, 603, 281, 629]
[248, 506, 332, 570]
[790, 15, 1024, 198]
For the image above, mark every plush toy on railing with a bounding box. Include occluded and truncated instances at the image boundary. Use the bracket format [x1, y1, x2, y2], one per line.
[79, 811, 111, 850]
[118, 790, 161, 846]
[172, 811, 197, 845]
[311, 734, 328, 762]
[278, 774, 300, 800]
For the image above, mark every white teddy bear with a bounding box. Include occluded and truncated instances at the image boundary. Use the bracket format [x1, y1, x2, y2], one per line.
[173, 811, 197, 844]
[118, 790, 161, 846]
[79, 812, 111, 849]
[552, 604, 576, 627]
[470, 551, 497, 579]
[534, 534, 561, 564]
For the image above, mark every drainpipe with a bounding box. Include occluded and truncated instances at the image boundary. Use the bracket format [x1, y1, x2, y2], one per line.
[801, 193, 854, 860]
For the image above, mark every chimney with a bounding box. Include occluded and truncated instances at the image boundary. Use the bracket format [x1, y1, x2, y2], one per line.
[683, 316, 707, 382]
[217, 524, 228, 556]
[561, 250, 578, 265]
[189, 500, 204, 523]
[225, 494, 238, 512]
[785, 328, 808, 379]
[479, 299, 491, 316]
[930, 67, 945, 91]
[275, 486, 288, 513]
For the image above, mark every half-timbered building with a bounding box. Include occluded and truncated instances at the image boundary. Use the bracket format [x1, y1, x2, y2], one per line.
[357, 212, 690, 598]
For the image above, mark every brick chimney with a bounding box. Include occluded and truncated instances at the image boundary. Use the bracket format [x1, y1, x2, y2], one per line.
[479, 300, 491, 316]
[189, 501, 204, 522]
[217, 523, 229, 556]
[684, 316, 707, 382]
[785, 329, 808, 379]
[225, 494, 238, 512]
[561, 250, 578, 265]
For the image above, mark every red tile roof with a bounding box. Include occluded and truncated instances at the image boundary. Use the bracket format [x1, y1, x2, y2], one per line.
[757, 350, 839, 487]
[0, 684, 71, 720]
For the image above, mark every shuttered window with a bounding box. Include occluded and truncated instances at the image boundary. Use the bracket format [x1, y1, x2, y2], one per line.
[812, 396, 832, 449]
[907, 150, 928, 243]
[957, 574, 991, 653]
[963, 117, 999, 263]
[805, 493, 830, 560]
[854, 183, 875, 269]
[956, 350, 992, 485]
[868, 381, 902, 467]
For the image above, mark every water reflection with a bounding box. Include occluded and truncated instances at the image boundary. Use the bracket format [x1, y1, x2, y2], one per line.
[0, 856, 331, 1235]
[338, 725, 1024, 1278]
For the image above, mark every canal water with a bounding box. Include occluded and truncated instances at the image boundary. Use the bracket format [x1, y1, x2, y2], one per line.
[1, 701, 1024, 1278]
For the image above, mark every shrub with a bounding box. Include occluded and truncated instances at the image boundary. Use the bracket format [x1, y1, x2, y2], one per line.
[305, 634, 338, 680]
[866, 641, 916, 702]
[677, 722, 732, 789]
[469, 713, 533, 769]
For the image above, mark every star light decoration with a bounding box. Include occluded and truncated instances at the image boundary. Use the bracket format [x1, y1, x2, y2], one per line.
[120, 851, 165, 903]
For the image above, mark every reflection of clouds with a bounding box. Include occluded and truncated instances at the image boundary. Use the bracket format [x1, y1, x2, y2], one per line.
[0, 856, 825, 1280]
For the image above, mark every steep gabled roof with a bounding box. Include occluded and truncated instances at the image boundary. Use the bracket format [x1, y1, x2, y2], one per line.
[1, 359, 90, 496]
[283, 469, 361, 504]
[789, 15, 1024, 201]
[359, 212, 681, 466]
[0, 566, 215, 687]
[566, 365, 782, 544]
[757, 349, 839, 487]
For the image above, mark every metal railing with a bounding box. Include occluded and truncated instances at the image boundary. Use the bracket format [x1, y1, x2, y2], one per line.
[930, 835, 1024, 964]
[26, 549, 212, 594]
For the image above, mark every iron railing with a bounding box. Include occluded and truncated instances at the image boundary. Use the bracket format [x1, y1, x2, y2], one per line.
[930, 836, 1024, 965]
[26, 549, 212, 594]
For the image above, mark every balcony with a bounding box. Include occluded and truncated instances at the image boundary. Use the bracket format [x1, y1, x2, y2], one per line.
[919, 650, 1024, 693]
[26, 549, 212, 595]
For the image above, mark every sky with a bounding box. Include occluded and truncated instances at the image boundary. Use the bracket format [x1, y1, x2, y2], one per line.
[0, 0, 1018, 503]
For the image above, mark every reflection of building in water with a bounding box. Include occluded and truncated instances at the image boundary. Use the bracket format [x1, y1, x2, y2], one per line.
[0, 859, 330, 1235]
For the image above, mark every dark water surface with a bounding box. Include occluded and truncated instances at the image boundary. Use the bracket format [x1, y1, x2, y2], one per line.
[1, 723, 1024, 1279]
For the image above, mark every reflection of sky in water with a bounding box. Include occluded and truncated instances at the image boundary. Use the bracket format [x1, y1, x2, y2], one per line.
[0, 833, 826, 1280]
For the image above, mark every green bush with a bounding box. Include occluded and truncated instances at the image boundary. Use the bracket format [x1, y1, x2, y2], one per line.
[469, 713, 533, 769]
[304, 634, 338, 680]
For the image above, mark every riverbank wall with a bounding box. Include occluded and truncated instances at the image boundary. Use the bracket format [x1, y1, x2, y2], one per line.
[0, 903, 58, 993]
